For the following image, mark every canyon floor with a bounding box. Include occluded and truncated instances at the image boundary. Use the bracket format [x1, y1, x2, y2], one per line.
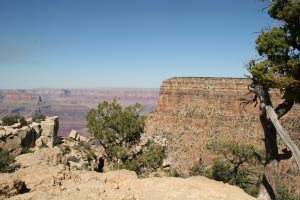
[0, 145, 255, 200]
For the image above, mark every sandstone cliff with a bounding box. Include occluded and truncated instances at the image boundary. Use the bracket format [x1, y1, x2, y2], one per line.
[145, 77, 300, 190]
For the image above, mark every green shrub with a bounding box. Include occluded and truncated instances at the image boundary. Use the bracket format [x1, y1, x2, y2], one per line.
[170, 168, 184, 177]
[277, 184, 300, 200]
[32, 114, 46, 123]
[210, 159, 232, 182]
[189, 159, 206, 176]
[2, 115, 27, 127]
[206, 141, 263, 196]
[0, 149, 15, 173]
[21, 147, 34, 154]
[39, 143, 48, 149]
[122, 142, 165, 174]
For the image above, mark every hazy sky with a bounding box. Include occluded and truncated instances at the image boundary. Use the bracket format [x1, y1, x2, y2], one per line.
[0, 0, 271, 89]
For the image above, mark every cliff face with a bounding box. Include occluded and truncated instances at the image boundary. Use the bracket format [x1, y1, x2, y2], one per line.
[145, 77, 300, 174]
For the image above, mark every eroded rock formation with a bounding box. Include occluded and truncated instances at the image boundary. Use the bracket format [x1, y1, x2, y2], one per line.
[0, 116, 59, 155]
[145, 77, 300, 175]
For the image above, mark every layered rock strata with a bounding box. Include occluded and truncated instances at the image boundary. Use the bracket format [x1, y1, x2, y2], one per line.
[145, 77, 300, 175]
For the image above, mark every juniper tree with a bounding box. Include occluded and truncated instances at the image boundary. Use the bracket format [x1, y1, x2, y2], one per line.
[86, 100, 144, 162]
[248, 0, 300, 199]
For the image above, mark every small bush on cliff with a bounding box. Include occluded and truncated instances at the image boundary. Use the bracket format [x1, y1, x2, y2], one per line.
[2, 115, 27, 127]
[32, 114, 46, 123]
[122, 141, 165, 174]
[205, 142, 263, 196]
[277, 184, 300, 200]
[0, 149, 15, 173]
[170, 168, 184, 177]
[86, 100, 165, 174]
[189, 159, 207, 176]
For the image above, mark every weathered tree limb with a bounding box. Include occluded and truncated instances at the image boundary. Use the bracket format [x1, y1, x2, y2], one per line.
[265, 105, 300, 169]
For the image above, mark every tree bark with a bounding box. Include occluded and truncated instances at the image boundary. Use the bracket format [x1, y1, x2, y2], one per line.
[257, 88, 278, 200]
[265, 105, 300, 169]
[249, 83, 300, 199]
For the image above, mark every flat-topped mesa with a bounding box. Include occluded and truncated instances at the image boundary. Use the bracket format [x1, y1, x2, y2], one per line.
[145, 77, 300, 174]
[157, 77, 253, 116]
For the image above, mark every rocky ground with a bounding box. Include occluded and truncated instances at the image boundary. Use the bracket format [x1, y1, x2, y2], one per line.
[0, 145, 255, 200]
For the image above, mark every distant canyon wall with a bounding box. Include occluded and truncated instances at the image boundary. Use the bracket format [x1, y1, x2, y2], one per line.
[0, 89, 159, 136]
[145, 77, 300, 174]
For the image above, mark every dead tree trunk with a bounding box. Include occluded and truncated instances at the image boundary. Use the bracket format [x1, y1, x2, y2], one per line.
[249, 83, 298, 200]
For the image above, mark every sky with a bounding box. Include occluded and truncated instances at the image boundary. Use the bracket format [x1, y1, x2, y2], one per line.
[0, 0, 272, 89]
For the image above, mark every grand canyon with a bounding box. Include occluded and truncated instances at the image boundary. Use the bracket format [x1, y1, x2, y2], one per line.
[1, 77, 300, 198]
[0, 88, 159, 136]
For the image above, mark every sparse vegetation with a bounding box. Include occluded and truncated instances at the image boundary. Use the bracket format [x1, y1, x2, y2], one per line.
[39, 143, 48, 149]
[189, 159, 206, 176]
[21, 147, 34, 154]
[188, 142, 263, 196]
[1, 115, 27, 127]
[0, 149, 15, 173]
[170, 168, 184, 178]
[277, 184, 300, 200]
[121, 142, 165, 174]
[32, 114, 46, 123]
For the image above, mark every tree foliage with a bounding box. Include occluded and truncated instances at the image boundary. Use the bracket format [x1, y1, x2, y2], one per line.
[86, 100, 165, 174]
[250, 0, 300, 102]
[1, 115, 27, 127]
[248, 0, 300, 199]
[122, 141, 165, 174]
[206, 142, 263, 196]
[32, 114, 46, 123]
[0, 149, 15, 173]
[86, 100, 144, 161]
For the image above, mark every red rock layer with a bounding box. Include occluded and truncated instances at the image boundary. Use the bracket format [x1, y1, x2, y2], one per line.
[145, 77, 300, 179]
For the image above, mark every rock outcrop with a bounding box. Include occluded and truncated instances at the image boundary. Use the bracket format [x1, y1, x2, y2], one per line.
[0, 116, 59, 155]
[145, 78, 300, 181]
[0, 147, 255, 200]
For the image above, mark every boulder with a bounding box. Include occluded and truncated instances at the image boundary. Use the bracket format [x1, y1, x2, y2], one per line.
[30, 122, 41, 137]
[35, 136, 49, 147]
[0, 127, 36, 155]
[26, 118, 33, 124]
[40, 116, 59, 147]
[69, 130, 78, 140]
[10, 123, 21, 129]
[78, 136, 88, 142]
[0, 128, 5, 138]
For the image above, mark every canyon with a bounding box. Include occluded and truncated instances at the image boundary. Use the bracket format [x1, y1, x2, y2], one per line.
[1, 77, 300, 198]
[145, 77, 300, 193]
[0, 89, 159, 136]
